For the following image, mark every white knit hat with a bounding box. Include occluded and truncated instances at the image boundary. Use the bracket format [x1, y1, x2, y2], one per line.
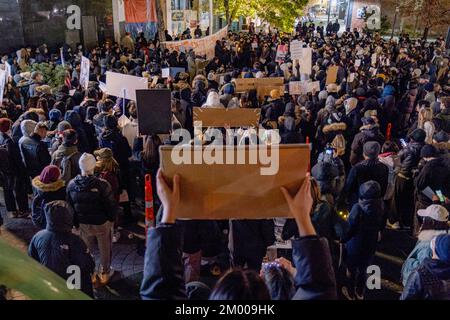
[78, 153, 96, 174]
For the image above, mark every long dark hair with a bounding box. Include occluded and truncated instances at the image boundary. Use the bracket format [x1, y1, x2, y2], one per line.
[209, 269, 270, 300]
[142, 135, 162, 168]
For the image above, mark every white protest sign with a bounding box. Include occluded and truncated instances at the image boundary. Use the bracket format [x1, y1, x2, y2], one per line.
[162, 68, 170, 78]
[0, 69, 6, 105]
[355, 59, 361, 67]
[79, 56, 90, 90]
[289, 80, 311, 95]
[299, 48, 312, 75]
[290, 40, 303, 60]
[105, 71, 148, 102]
[4, 61, 11, 82]
[371, 53, 377, 66]
[60, 48, 65, 67]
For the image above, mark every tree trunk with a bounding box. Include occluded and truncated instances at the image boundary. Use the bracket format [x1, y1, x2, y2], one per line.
[422, 26, 429, 40]
[156, 0, 166, 43]
[224, 0, 230, 25]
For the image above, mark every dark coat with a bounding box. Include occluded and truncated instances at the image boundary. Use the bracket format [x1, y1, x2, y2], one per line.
[350, 125, 385, 166]
[140, 225, 187, 300]
[19, 133, 51, 178]
[0, 132, 26, 174]
[66, 175, 118, 226]
[282, 201, 335, 242]
[400, 258, 450, 300]
[28, 200, 95, 297]
[230, 219, 275, 263]
[31, 177, 66, 229]
[140, 224, 337, 300]
[398, 141, 424, 178]
[291, 236, 337, 300]
[414, 157, 450, 209]
[343, 182, 384, 267]
[344, 159, 389, 207]
[65, 111, 91, 154]
[99, 129, 132, 167]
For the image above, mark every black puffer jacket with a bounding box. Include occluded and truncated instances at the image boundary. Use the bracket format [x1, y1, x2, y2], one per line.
[66, 175, 118, 226]
[19, 133, 51, 178]
[350, 125, 385, 166]
[400, 258, 450, 300]
[398, 141, 425, 178]
[343, 159, 389, 208]
[28, 200, 95, 297]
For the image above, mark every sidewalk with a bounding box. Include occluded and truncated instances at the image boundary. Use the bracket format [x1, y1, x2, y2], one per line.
[0, 192, 145, 300]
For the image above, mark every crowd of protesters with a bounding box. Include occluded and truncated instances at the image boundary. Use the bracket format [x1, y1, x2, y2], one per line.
[0, 19, 450, 300]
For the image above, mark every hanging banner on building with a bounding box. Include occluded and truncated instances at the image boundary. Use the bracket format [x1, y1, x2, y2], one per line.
[162, 26, 228, 59]
[79, 56, 90, 90]
[123, 0, 158, 39]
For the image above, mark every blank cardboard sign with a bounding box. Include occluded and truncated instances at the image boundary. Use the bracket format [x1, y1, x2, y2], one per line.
[159, 144, 310, 219]
[136, 89, 172, 135]
[193, 107, 261, 127]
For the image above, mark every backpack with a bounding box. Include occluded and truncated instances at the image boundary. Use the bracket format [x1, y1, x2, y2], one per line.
[52, 152, 81, 183]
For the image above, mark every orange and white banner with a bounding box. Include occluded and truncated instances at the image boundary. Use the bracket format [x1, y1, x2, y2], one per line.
[161, 26, 228, 59]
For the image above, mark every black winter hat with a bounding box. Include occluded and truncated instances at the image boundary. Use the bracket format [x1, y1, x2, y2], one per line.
[420, 144, 438, 158]
[409, 128, 426, 143]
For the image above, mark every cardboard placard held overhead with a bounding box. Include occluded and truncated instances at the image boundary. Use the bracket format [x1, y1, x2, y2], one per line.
[159, 144, 310, 219]
[136, 89, 172, 135]
[234, 78, 256, 91]
[193, 107, 261, 127]
[256, 77, 284, 87]
[105, 71, 149, 102]
[326, 66, 339, 85]
[257, 85, 284, 102]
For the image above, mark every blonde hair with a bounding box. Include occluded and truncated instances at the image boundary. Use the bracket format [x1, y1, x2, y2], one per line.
[418, 108, 433, 129]
[95, 158, 119, 174]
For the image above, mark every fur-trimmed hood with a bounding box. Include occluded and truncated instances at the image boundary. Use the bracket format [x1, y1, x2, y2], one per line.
[433, 142, 450, 151]
[32, 176, 65, 193]
[323, 122, 347, 134]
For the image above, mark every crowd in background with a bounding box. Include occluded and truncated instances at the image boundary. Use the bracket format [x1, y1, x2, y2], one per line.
[0, 20, 450, 300]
